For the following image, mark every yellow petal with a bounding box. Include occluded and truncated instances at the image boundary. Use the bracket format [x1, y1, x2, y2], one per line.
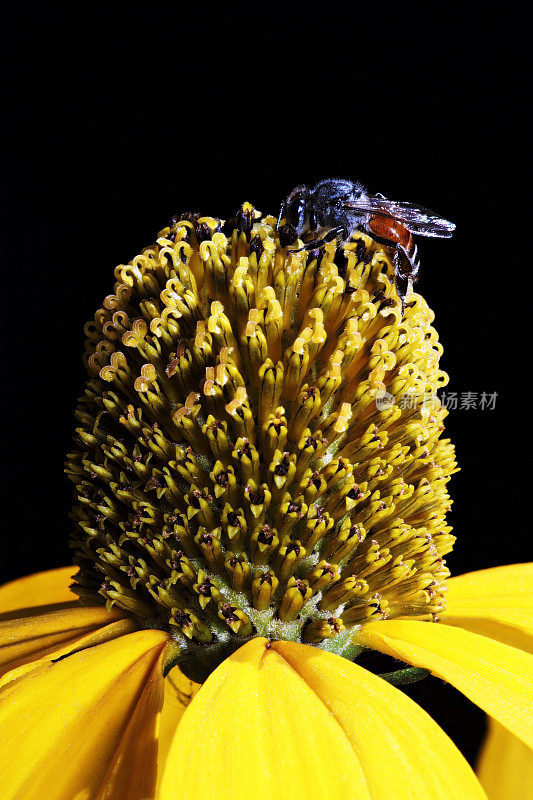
[477, 717, 533, 800]
[275, 641, 486, 800]
[0, 629, 169, 800]
[155, 668, 201, 799]
[356, 619, 533, 749]
[0, 566, 77, 615]
[442, 563, 533, 653]
[162, 638, 366, 799]
[161, 638, 486, 800]
[0, 604, 133, 680]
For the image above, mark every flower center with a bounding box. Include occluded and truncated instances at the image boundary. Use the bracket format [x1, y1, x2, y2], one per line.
[67, 203, 456, 682]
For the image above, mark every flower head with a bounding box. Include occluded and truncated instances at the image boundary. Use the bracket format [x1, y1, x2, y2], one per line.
[67, 202, 456, 679]
[1, 202, 531, 800]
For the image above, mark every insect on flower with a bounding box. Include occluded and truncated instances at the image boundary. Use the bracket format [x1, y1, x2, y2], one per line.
[277, 177, 456, 311]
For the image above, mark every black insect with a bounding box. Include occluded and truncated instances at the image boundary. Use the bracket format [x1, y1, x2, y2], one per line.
[277, 178, 455, 311]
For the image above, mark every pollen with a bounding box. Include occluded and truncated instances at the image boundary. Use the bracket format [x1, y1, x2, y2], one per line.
[66, 204, 457, 680]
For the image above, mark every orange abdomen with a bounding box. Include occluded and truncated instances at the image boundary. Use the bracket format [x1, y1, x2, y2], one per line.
[368, 216, 413, 251]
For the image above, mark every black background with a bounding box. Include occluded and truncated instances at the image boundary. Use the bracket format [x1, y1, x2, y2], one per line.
[3, 3, 530, 767]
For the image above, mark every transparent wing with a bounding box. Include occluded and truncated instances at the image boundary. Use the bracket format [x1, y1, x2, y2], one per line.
[342, 196, 456, 238]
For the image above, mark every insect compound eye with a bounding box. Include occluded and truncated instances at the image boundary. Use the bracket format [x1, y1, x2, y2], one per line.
[288, 198, 306, 231]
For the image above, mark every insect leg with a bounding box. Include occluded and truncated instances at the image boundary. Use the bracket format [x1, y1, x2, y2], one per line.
[288, 226, 347, 252]
[401, 241, 420, 283]
[394, 267, 412, 313]
[363, 228, 416, 312]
